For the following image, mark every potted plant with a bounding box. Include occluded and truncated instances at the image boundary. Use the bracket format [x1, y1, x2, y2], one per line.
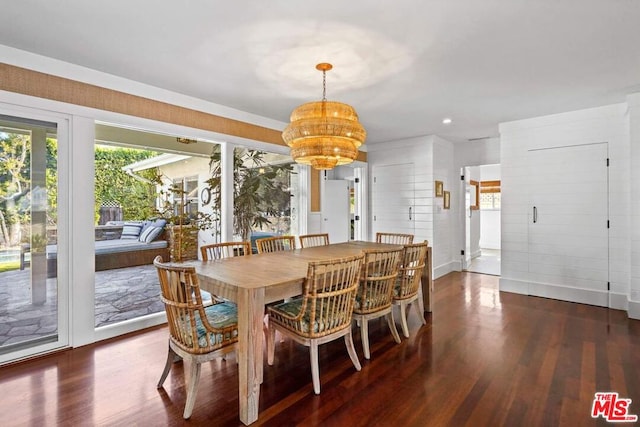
[155, 178, 216, 262]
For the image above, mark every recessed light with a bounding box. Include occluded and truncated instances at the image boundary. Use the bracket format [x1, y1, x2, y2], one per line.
[442, 118, 452, 125]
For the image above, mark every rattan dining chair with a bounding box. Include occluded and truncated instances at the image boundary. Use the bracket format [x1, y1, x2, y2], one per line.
[392, 241, 429, 338]
[199, 241, 251, 306]
[153, 256, 238, 419]
[375, 232, 414, 245]
[256, 235, 296, 253]
[266, 254, 364, 394]
[298, 233, 330, 248]
[353, 247, 404, 359]
[201, 241, 251, 260]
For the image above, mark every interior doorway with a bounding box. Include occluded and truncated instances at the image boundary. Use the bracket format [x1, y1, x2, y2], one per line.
[462, 164, 501, 276]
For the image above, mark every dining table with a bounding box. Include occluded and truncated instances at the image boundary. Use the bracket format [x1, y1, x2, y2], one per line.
[188, 240, 433, 425]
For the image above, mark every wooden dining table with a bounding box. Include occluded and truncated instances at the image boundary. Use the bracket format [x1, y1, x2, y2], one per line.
[188, 240, 432, 425]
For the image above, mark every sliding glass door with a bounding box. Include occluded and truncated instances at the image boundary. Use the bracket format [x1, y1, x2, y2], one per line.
[0, 113, 67, 363]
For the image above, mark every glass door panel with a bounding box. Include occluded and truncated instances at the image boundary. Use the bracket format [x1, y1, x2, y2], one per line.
[0, 114, 60, 360]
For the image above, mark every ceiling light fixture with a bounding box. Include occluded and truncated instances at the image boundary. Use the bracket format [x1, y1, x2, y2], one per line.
[282, 63, 366, 170]
[442, 118, 452, 125]
[176, 137, 197, 144]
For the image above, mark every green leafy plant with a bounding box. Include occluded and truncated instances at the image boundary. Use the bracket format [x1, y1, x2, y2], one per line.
[94, 146, 159, 223]
[206, 146, 293, 242]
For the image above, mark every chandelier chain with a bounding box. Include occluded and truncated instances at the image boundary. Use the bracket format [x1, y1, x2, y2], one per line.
[322, 69, 327, 101]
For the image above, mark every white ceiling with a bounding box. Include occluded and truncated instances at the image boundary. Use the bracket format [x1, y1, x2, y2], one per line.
[2, 0, 640, 144]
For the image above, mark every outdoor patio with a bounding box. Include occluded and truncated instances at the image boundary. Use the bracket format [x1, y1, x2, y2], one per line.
[0, 264, 163, 347]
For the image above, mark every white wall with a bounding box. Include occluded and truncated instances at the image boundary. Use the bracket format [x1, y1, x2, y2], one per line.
[479, 164, 501, 250]
[367, 135, 434, 246]
[432, 136, 457, 277]
[480, 211, 500, 250]
[454, 138, 501, 266]
[466, 166, 481, 258]
[499, 103, 632, 314]
[367, 135, 459, 279]
[628, 93, 640, 319]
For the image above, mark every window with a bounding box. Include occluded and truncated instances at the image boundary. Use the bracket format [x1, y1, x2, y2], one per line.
[173, 176, 199, 220]
[480, 180, 501, 210]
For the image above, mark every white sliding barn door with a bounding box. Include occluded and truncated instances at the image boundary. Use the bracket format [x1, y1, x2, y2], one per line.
[527, 142, 609, 305]
[372, 163, 415, 239]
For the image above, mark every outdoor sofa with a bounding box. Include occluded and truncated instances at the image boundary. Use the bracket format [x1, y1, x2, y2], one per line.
[22, 219, 170, 278]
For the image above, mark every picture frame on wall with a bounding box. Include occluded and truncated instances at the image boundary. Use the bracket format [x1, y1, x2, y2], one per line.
[435, 180, 444, 197]
[443, 191, 450, 209]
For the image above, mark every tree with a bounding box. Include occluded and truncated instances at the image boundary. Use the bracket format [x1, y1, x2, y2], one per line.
[0, 133, 32, 247]
[207, 146, 293, 241]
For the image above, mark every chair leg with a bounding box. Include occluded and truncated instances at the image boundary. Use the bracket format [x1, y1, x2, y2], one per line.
[360, 318, 371, 360]
[399, 303, 410, 338]
[416, 290, 427, 325]
[386, 312, 401, 343]
[267, 322, 276, 366]
[157, 344, 178, 388]
[183, 361, 202, 419]
[344, 331, 362, 371]
[310, 341, 321, 395]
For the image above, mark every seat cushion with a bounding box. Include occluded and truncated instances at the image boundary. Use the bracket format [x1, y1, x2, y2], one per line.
[195, 301, 238, 347]
[120, 221, 143, 239]
[139, 225, 163, 243]
[269, 297, 350, 334]
[354, 290, 390, 312]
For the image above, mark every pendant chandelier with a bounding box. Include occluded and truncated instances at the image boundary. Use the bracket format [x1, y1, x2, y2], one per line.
[282, 63, 366, 170]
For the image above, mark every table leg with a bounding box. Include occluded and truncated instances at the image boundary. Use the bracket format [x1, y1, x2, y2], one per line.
[421, 246, 433, 313]
[237, 287, 264, 425]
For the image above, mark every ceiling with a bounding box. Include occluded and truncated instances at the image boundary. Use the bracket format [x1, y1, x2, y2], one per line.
[2, 1, 640, 144]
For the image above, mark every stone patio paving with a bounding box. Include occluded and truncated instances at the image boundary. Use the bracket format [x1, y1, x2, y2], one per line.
[0, 265, 163, 347]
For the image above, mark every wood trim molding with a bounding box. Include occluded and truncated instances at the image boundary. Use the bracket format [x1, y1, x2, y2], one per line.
[310, 169, 321, 212]
[0, 62, 284, 145]
[469, 179, 480, 210]
[480, 180, 501, 194]
[0, 63, 368, 163]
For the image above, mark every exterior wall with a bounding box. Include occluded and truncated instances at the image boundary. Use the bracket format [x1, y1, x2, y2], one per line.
[159, 157, 219, 252]
[499, 103, 632, 315]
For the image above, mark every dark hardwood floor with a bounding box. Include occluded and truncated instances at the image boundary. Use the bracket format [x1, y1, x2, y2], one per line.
[1, 272, 639, 426]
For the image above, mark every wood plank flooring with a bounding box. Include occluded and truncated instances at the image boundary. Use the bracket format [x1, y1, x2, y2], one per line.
[0, 272, 638, 426]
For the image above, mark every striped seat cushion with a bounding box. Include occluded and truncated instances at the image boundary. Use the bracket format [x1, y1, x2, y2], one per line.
[269, 297, 350, 334]
[194, 301, 238, 347]
[120, 221, 143, 239]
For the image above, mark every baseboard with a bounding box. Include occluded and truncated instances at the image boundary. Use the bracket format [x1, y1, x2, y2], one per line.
[499, 278, 610, 308]
[434, 261, 460, 279]
[629, 300, 640, 320]
[609, 293, 629, 311]
[499, 277, 528, 295]
[471, 249, 482, 259]
[94, 311, 167, 343]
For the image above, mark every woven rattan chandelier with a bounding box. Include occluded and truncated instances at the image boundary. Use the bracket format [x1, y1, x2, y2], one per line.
[282, 63, 366, 170]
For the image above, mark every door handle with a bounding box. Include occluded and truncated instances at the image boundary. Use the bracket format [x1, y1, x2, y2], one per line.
[409, 207, 412, 220]
[533, 206, 537, 223]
